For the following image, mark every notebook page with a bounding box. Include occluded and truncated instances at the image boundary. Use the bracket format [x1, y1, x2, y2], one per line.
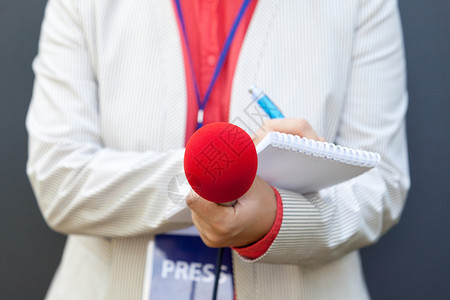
[256, 132, 379, 193]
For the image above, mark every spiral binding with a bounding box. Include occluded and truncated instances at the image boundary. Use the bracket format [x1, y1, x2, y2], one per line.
[271, 132, 380, 168]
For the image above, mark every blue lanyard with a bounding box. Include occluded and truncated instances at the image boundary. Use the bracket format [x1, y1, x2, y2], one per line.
[173, 0, 253, 129]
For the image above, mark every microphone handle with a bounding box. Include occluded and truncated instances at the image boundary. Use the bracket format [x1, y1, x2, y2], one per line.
[212, 201, 234, 299]
[212, 247, 224, 300]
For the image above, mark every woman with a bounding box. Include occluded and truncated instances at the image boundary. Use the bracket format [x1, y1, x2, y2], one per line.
[27, 0, 409, 299]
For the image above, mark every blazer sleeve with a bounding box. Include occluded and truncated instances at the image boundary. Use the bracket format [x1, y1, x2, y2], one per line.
[242, 0, 410, 265]
[26, 0, 191, 238]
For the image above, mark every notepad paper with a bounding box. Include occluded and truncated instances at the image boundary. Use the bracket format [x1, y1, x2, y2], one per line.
[256, 132, 380, 194]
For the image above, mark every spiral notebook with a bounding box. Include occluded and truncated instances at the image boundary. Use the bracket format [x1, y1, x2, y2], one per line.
[256, 132, 380, 194]
[165, 132, 380, 222]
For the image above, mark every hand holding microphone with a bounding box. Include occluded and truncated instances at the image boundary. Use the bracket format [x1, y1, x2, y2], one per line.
[184, 122, 277, 247]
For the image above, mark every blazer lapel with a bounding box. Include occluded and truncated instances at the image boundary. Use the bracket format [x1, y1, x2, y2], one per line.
[230, 0, 281, 133]
[151, 0, 187, 150]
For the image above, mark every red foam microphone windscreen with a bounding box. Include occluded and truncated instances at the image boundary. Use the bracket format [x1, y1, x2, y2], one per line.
[184, 122, 258, 204]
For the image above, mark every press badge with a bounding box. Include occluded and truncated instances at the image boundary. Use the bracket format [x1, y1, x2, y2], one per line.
[142, 227, 234, 300]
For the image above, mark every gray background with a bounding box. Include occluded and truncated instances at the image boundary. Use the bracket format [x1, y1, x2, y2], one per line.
[0, 0, 449, 299]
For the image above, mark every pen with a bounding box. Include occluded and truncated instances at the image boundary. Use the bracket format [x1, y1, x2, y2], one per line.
[249, 85, 285, 119]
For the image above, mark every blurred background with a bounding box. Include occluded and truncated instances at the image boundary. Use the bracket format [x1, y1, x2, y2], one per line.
[0, 0, 448, 299]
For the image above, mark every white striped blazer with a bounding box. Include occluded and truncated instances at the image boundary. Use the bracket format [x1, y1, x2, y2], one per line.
[27, 0, 409, 299]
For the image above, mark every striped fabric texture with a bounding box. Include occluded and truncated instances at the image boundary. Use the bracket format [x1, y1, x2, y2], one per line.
[27, 0, 409, 299]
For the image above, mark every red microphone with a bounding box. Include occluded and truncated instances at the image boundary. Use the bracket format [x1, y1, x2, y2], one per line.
[184, 122, 258, 204]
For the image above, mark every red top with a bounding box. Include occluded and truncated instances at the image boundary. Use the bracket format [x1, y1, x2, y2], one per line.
[173, 0, 282, 259]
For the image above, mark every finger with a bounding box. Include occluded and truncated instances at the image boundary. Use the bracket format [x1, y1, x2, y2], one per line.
[265, 118, 321, 140]
[189, 203, 236, 248]
[185, 189, 232, 221]
[189, 211, 216, 247]
[252, 118, 322, 145]
[252, 123, 271, 145]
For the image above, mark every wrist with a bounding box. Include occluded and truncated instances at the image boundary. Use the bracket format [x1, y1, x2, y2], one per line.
[233, 186, 283, 259]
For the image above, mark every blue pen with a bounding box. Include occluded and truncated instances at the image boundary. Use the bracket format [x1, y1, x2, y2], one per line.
[249, 85, 285, 119]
